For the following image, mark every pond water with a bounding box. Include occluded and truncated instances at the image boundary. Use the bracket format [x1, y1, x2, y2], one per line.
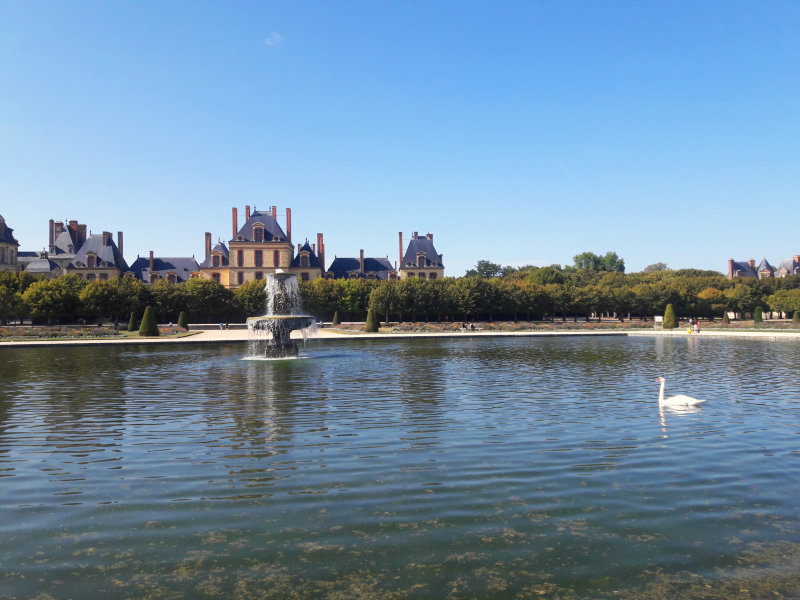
[1, 335, 800, 599]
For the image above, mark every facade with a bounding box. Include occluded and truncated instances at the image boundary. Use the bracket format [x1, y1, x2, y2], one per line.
[727, 258, 774, 280]
[130, 252, 199, 284]
[776, 255, 800, 277]
[327, 250, 396, 280]
[0, 214, 20, 272]
[398, 231, 444, 280]
[66, 231, 128, 281]
[197, 206, 324, 288]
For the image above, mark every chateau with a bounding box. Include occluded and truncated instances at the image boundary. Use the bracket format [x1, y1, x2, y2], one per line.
[5, 209, 445, 287]
[728, 256, 800, 280]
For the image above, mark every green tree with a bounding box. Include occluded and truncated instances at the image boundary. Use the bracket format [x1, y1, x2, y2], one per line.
[663, 303, 677, 329]
[465, 260, 502, 279]
[127, 311, 138, 332]
[643, 262, 668, 273]
[363, 307, 380, 332]
[79, 280, 122, 324]
[234, 279, 267, 319]
[754, 306, 763, 322]
[22, 277, 83, 324]
[527, 265, 565, 286]
[331, 311, 340, 325]
[139, 306, 159, 336]
[177, 311, 188, 329]
[182, 278, 234, 322]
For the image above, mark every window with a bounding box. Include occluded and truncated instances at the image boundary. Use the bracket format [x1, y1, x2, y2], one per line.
[87, 254, 97, 268]
[167, 273, 177, 284]
[300, 253, 310, 268]
[255, 271, 263, 280]
[212, 273, 220, 283]
[407, 272, 415, 278]
[417, 254, 426, 267]
[273, 251, 280, 267]
[254, 251, 263, 267]
[237, 250, 244, 267]
[301, 272, 309, 281]
[212, 254, 220, 267]
[0, 248, 5, 263]
[87, 273, 96, 281]
[237, 271, 244, 285]
[429, 273, 437, 280]
[99, 273, 108, 281]
[253, 226, 264, 243]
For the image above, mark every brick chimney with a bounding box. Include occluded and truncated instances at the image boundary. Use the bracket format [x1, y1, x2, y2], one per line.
[297, 243, 301, 254]
[77, 223, 87, 243]
[49, 219, 54, 248]
[245, 205, 251, 221]
[68, 220, 78, 245]
[359, 249, 365, 274]
[54, 221, 64, 237]
[286, 208, 292, 244]
[427, 233, 433, 241]
[316, 233, 325, 271]
[205, 232, 212, 258]
[748, 258, 756, 268]
[398, 232, 404, 268]
[271, 205, 277, 220]
[728, 258, 734, 279]
[794, 255, 800, 264]
[232, 207, 238, 238]
[102, 231, 111, 246]
[149, 250, 154, 274]
[117, 231, 124, 263]
[413, 231, 418, 239]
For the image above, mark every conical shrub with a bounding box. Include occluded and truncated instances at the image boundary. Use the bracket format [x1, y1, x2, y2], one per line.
[177, 311, 188, 330]
[331, 311, 340, 326]
[663, 304, 677, 329]
[754, 306, 763, 323]
[363, 308, 380, 332]
[127, 311, 138, 332]
[722, 312, 730, 324]
[793, 311, 799, 324]
[139, 306, 159, 336]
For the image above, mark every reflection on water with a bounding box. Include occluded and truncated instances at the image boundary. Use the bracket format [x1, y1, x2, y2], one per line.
[1, 336, 800, 598]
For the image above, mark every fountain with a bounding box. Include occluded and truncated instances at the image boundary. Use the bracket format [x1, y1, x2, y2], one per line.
[246, 270, 316, 358]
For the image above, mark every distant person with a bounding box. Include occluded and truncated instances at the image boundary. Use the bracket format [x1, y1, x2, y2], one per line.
[219, 323, 224, 330]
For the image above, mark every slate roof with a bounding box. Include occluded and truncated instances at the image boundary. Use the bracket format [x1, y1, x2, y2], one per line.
[327, 256, 395, 279]
[26, 257, 61, 274]
[52, 230, 79, 255]
[401, 236, 443, 268]
[70, 234, 128, 270]
[199, 241, 229, 268]
[232, 210, 287, 243]
[757, 258, 774, 277]
[0, 215, 19, 246]
[130, 256, 199, 283]
[777, 257, 800, 276]
[290, 241, 322, 269]
[729, 260, 758, 279]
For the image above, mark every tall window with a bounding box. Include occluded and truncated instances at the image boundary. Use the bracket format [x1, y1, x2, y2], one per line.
[254, 250, 263, 267]
[87, 273, 96, 282]
[254, 226, 264, 243]
[301, 272, 309, 281]
[273, 251, 280, 267]
[212, 273, 220, 283]
[417, 254, 426, 267]
[300, 254, 309, 268]
[237, 250, 244, 267]
[167, 273, 177, 284]
[212, 254, 220, 267]
[255, 271, 263, 280]
[87, 254, 97, 268]
[237, 271, 244, 285]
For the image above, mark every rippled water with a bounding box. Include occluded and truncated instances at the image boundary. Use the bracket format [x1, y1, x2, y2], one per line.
[2, 335, 800, 599]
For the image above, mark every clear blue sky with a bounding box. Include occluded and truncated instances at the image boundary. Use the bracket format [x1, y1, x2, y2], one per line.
[1, 1, 798, 275]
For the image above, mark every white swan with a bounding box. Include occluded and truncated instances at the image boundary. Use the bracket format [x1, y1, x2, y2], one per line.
[655, 376, 706, 407]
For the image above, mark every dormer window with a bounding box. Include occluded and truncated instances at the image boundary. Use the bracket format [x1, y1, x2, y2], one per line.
[212, 254, 220, 267]
[167, 273, 177, 284]
[87, 254, 97, 268]
[272, 235, 280, 242]
[300, 253, 310, 268]
[253, 225, 264, 243]
[416, 253, 427, 267]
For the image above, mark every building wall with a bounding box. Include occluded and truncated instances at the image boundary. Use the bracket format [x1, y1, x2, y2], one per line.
[0, 243, 17, 272]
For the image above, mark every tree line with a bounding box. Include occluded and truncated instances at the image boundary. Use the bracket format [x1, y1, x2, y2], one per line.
[3, 265, 800, 326]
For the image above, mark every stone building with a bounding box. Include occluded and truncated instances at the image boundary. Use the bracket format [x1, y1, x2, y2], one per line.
[130, 252, 199, 284]
[66, 231, 128, 281]
[327, 250, 396, 280]
[197, 206, 324, 288]
[397, 232, 444, 280]
[0, 214, 20, 272]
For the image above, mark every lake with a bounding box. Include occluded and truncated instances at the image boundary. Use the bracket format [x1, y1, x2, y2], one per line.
[1, 335, 799, 599]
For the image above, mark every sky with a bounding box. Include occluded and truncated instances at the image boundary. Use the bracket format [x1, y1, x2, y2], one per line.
[1, 1, 798, 276]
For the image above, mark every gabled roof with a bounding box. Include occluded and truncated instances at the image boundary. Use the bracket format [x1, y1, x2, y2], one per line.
[401, 235, 443, 268]
[777, 257, 800, 275]
[757, 258, 774, 276]
[70, 233, 128, 270]
[327, 256, 394, 279]
[52, 230, 78, 255]
[290, 241, 322, 269]
[199, 241, 229, 268]
[0, 215, 19, 246]
[730, 260, 757, 279]
[232, 210, 287, 243]
[26, 257, 61, 274]
[130, 256, 199, 282]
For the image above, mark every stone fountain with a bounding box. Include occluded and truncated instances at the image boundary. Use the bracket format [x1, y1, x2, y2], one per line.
[246, 270, 316, 358]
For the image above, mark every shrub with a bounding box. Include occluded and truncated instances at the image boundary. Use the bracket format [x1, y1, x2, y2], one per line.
[177, 311, 188, 329]
[331, 311, 340, 326]
[663, 304, 677, 329]
[722, 312, 730, 324]
[127, 311, 137, 332]
[139, 306, 159, 336]
[363, 308, 380, 332]
[793, 311, 799, 324]
[754, 306, 763, 323]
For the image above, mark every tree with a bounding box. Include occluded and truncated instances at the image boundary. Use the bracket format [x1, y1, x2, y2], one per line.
[182, 278, 234, 322]
[127, 311, 138, 332]
[754, 306, 763, 323]
[177, 311, 188, 329]
[234, 279, 267, 319]
[528, 265, 565, 286]
[663, 304, 677, 329]
[572, 251, 625, 273]
[79, 281, 122, 323]
[22, 277, 83, 324]
[331, 311, 340, 325]
[643, 262, 669, 273]
[465, 260, 502, 279]
[363, 307, 380, 332]
[139, 306, 159, 336]
[794, 311, 799, 324]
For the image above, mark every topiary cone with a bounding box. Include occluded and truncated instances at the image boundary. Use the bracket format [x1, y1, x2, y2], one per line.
[139, 306, 159, 336]
[663, 304, 677, 329]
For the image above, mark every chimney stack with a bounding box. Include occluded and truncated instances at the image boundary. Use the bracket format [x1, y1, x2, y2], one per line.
[54, 221, 64, 237]
[205, 232, 212, 258]
[359, 249, 365, 274]
[149, 250, 154, 273]
[49, 219, 54, 248]
[427, 233, 433, 241]
[245, 205, 251, 221]
[728, 258, 734, 279]
[317, 233, 325, 271]
[398, 232, 404, 269]
[102, 231, 111, 246]
[271, 205, 277, 220]
[286, 208, 292, 244]
[117, 232, 124, 263]
[232, 207, 238, 238]
[297, 243, 301, 254]
[413, 231, 418, 239]
[77, 224, 87, 243]
[748, 258, 756, 268]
